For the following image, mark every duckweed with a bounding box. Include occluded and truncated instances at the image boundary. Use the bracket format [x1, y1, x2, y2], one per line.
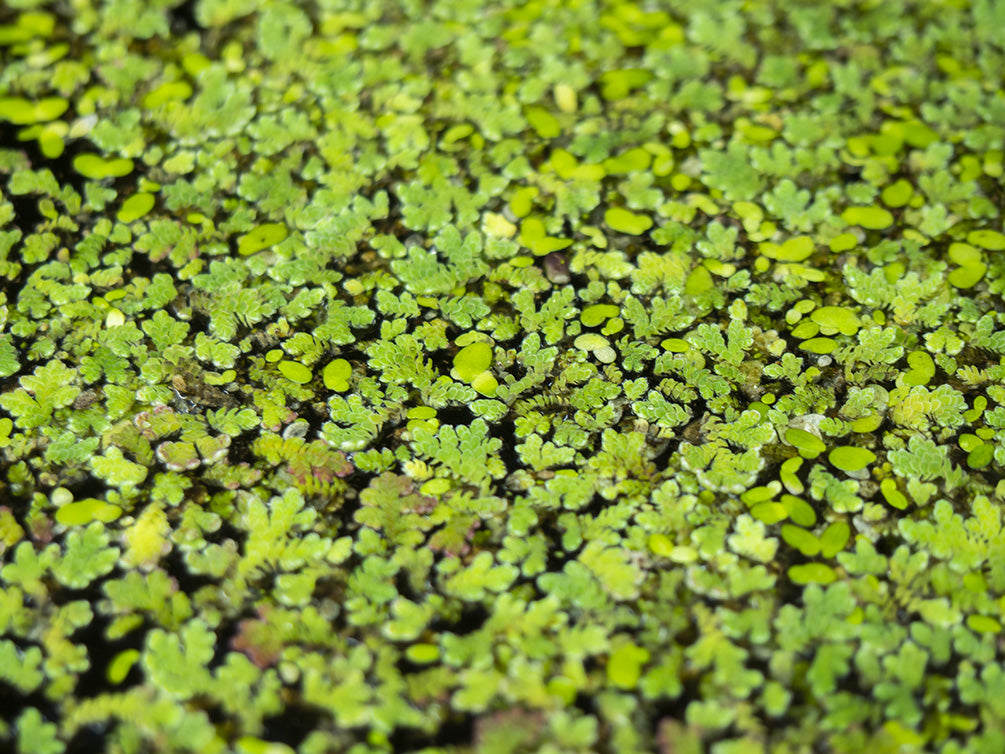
[581, 304, 620, 327]
[237, 223, 289, 256]
[788, 563, 838, 585]
[453, 342, 493, 383]
[73, 153, 134, 179]
[902, 351, 936, 386]
[607, 643, 650, 690]
[810, 307, 860, 336]
[785, 427, 827, 458]
[322, 359, 352, 392]
[116, 193, 156, 223]
[881, 179, 913, 208]
[604, 207, 653, 235]
[518, 216, 573, 255]
[967, 230, 1005, 250]
[277, 360, 312, 384]
[841, 206, 894, 230]
[0, 95, 67, 124]
[54, 499, 122, 526]
[829, 446, 877, 473]
[799, 337, 837, 355]
[780, 494, 816, 527]
[405, 643, 441, 665]
[761, 236, 815, 262]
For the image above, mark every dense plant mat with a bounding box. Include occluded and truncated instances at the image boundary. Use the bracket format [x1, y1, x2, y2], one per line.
[2, 0, 1005, 752]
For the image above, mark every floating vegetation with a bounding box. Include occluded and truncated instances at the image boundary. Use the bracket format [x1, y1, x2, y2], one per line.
[1, 1, 1005, 752]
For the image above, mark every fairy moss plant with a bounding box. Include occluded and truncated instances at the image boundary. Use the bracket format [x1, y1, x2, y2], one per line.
[2, 0, 1005, 752]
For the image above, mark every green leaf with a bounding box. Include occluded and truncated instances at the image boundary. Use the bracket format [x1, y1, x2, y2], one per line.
[967, 229, 1005, 250]
[578, 540, 644, 601]
[799, 337, 836, 355]
[0, 336, 20, 378]
[443, 551, 518, 601]
[605, 207, 653, 235]
[0, 389, 45, 429]
[0, 360, 80, 428]
[142, 310, 190, 351]
[811, 306, 860, 335]
[524, 105, 561, 138]
[0, 96, 68, 124]
[599, 68, 652, 99]
[143, 80, 193, 108]
[819, 521, 850, 558]
[728, 515, 779, 563]
[966, 614, 1001, 634]
[404, 643, 440, 665]
[841, 205, 894, 230]
[15, 707, 63, 754]
[699, 141, 764, 200]
[902, 350, 936, 386]
[90, 447, 148, 489]
[322, 358, 352, 391]
[52, 523, 120, 589]
[785, 427, 826, 458]
[0, 640, 45, 693]
[411, 419, 504, 488]
[750, 502, 788, 524]
[828, 446, 876, 472]
[204, 407, 256, 437]
[761, 236, 815, 262]
[948, 261, 987, 289]
[516, 433, 576, 471]
[778, 494, 815, 526]
[192, 333, 240, 370]
[781, 524, 820, 556]
[788, 563, 837, 585]
[73, 153, 134, 179]
[238, 223, 289, 255]
[277, 360, 312, 384]
[607, 642, 650, 690]
[143, 620, 216, 699]
[453, 342, 493, 383]
[255, 2, 312, 61]
[117, 192, 156, 223]
[54, 499, 122, 527]
[888, 435, 959, 485]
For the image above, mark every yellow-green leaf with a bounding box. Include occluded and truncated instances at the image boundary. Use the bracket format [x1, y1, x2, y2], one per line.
[788, 562, 837, 585]
[117, 193, 156, 223]
[828, 446, 876, 472]
[607, 643, 650, 690]
[322, 359, 352, 391]
[73, 153, 135, 179]
[278, 360, 312, 384]
[453, 342, 493, 383]
[55, 499, 122, 526]
[819, 520, 850, 557]
[842, 206, 894, 230]
[605, 207, 653, 235]
[238, 223, 289, 255]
